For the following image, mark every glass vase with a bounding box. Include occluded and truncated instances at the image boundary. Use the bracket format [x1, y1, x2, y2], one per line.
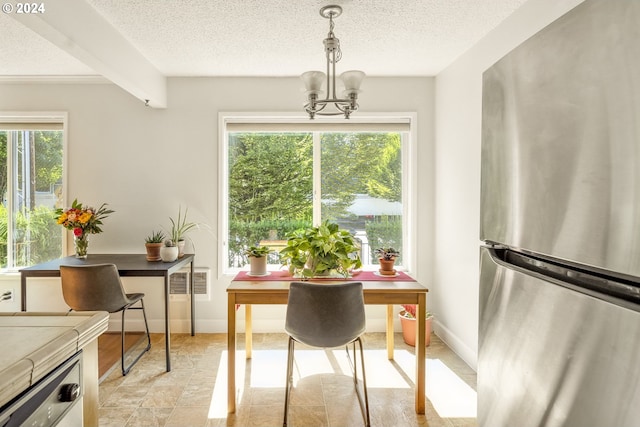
[74, 234, 89, 259]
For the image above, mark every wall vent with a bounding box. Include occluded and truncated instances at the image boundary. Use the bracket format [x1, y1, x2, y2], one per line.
[169, 268, 210, 299]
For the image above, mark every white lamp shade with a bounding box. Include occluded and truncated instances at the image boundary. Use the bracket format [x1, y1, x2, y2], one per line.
[301, 71, 326, 93]
[340, 70, 365, 93]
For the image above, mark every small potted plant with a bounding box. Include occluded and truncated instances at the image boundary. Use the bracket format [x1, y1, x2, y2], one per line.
[167, 206, 198, 258]
[145, 230, 165, 261]
[374, 247, 400, 275]
[399, 304, 433, 347]
[280, 220, 362, 279]
[160, 239, 179, 262]
[244, 245, 271, 276]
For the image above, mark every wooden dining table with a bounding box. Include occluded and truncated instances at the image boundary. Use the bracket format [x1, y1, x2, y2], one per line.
[226, 270, 429, 414]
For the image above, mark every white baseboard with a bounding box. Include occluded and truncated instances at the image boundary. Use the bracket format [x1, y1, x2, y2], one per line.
[433, 319, 477, 371]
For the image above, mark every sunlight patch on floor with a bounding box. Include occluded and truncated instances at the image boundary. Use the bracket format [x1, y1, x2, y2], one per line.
[208, 351, 232, 418]
[336, 349, 412, 388]
[208, 350, 252, 418]
[208, 349, 476, 419]
[243, 348, 415, 389]
[426, 359, 477, 418]
[248, 349, 289, 387]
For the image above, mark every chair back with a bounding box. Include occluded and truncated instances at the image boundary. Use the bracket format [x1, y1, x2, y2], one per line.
[60, 264, 129, 313]
[285, 281, 365, 348]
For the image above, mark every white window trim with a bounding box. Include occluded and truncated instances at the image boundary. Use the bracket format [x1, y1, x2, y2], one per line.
[0, 111, 68, 272]
[218, 112, 418, 278]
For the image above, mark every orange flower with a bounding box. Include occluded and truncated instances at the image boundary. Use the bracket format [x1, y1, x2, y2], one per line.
[57, 212, 68, 224]
[78, 212, 93, 224]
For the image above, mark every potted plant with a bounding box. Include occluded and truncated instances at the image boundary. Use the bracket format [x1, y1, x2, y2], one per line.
[244, 245, 271, 276]
[280, 220, 362, 279]
[145, 230, 165, 261]
[160, 239, 179, 262]
[374, 247, 400, 275]
[167, 206, 198, 258]
[399, 304, 433, 347]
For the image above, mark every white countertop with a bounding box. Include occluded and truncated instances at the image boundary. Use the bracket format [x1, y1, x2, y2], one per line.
[0, 311, 109, 408]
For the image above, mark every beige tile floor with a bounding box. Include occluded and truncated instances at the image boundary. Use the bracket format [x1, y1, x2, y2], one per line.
[99, 332, 477, 427]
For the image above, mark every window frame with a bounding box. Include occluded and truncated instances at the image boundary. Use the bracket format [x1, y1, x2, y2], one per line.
[0, 111, 68, 272]
[218, 112, 418, 277]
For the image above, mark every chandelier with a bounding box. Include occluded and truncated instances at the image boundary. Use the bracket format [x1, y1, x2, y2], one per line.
[301, 5, 365, 119]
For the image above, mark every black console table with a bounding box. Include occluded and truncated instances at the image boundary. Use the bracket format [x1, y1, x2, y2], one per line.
[19, 253, 195, 372]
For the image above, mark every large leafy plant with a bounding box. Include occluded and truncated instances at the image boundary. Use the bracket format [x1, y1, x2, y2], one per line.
[280, 220, 362, 279]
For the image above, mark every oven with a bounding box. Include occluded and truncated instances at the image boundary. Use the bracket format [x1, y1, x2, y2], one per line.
[0, 351, 83, 427]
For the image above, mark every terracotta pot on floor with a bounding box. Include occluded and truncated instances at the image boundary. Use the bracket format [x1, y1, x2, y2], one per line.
[399, 312, 432, 346]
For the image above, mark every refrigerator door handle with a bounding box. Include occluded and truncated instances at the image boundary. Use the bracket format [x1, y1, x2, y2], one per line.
[487, 247, 640, 310]
[479, 247, 640, 427]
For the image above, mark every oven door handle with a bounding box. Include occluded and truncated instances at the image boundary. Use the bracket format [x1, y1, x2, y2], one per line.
[0, 352, 81, 427]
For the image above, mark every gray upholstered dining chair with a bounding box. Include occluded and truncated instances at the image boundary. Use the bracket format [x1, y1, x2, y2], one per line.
[60, 263, 151, 376]
[283, 281, 371, 427]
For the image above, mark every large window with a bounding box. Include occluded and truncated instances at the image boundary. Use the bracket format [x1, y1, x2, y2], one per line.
[0, 115, 65, 270]
[221, 116, 415, 274]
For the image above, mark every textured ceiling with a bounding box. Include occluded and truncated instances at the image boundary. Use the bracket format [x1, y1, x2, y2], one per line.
[0, 0, 528, 78]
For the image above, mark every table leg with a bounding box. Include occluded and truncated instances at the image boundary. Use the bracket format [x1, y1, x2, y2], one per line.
[415, 293, 426, 414]
[190, 261, 195, 336]
[20, 274, 27, 311]
[164, 274, 171, 372]
[227, 294, 237, 414]
[245, 304, 252, 359]
[386, 304, 394, 359]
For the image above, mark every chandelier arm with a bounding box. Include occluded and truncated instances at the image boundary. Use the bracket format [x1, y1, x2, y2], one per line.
[316, 111, 347, 117]
[316, 101, 348, 114]
[308, 99, 357, 117]
[309, 99, 359, 117]
[314, 99, 352, 106]
[304, 101, 329, 114]
[313, 103, 328, 113]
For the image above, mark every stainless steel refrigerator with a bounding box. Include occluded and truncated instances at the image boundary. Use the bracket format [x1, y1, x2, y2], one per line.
[479, 0, 640, 426]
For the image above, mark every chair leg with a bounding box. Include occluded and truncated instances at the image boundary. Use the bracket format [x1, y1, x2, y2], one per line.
[121, 299, 152, 376]
[356, 338, 371, 427]
[140, 298, 152, 352]
[121, 309, 127, 375]
[283, 337, 295, 427]
[346, 338, 371, 427]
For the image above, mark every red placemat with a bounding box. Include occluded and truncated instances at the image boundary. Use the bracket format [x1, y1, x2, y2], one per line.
[233, 269, 416, 282]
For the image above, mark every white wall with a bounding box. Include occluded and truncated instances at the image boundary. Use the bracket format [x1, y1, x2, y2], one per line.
[433, 0, 585, 369]
[0, 76, 435, 333]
